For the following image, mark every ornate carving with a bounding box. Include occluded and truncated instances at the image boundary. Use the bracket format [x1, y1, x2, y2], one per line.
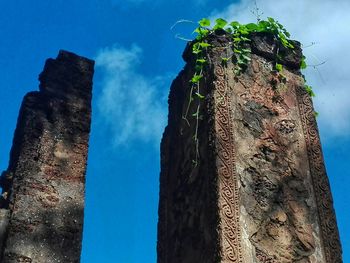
[296, 86, 342, 263]
[214, 64, 243, 262]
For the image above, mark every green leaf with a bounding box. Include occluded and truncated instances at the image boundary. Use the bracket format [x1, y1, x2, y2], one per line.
[221, 57, 229, 62]
[241, 36, 251, 42]
[281, 41, 289, 49]
[196, 58, 207, 64]
[214, 18, 228, 30]
[242, 54, 251, 61]
[221, 57, 229, 66]
[192, 42, 208, 54]
[195, 92, 205, 99]
[234, 66, 242, 75]
[229, 21, 240, 29]
[233, 37, 241, 42]
[192, 48, 201, 54]
[192, 42, 200, 50]
[238, 28, 249, 35]
[198, 42, 211, 48]
[246, 23, 258, 31]
[199, 18, 210, 27]
[193, 27, 209, 37]
[277, 22, 284, 29]
[234, 48, 242, 54]
[278, 32, 286, 40]
[190, 74, 203, 83]
[300, 59, 307, 70]
[275, 63, 283, 72]
[258, 21, 269, 29]
[267, 17, 275, 23]
[241, 48, 251, 53]
[237, 58, 246, 65]
[304, 85, 315, 97]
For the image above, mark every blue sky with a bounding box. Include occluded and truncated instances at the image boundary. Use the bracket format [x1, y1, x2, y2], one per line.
[0, 0, 349, 262]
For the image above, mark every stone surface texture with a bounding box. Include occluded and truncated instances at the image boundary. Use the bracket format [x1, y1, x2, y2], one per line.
[0, 50, 94, 263]
[157, 32, 342, 263]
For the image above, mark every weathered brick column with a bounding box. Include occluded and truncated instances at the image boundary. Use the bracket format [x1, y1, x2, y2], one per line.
[0, 50, 94, 262]
[157, 32, 342, 263]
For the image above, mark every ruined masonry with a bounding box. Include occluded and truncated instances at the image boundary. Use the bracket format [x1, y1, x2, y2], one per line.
[157, 32, 342, 262]
[0, 51, 94, 262]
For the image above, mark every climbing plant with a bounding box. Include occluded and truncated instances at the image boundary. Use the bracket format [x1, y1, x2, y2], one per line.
[180, 17, 315, 166]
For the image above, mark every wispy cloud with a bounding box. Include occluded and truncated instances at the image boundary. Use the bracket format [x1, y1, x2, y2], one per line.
[212, 0, 350, 138]
[95, 44, 169, 147]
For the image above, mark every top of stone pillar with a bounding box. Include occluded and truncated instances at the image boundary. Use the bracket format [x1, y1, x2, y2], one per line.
[183, 31, 303, 70]
[39, 50, 95, 100]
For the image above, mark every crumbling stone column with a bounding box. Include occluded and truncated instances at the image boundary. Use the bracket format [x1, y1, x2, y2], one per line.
[0, 50, 94, 262]
[157, 33, 342, 263]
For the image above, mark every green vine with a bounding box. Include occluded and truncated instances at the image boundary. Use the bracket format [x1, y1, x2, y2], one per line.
[182, 21, 211, 166]
[182, 17, 316, 166]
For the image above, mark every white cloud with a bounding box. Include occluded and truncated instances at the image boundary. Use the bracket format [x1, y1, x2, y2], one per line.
[211, 0, 350, 139]
[95, 44, 169, 147]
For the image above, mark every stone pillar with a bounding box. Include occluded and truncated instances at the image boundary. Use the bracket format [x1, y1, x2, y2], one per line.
[157, 33, 342, 263]
[0, 50, 94, 262]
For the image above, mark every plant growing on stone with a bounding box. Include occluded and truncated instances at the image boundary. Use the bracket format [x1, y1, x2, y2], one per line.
[179, 16, 316, 166]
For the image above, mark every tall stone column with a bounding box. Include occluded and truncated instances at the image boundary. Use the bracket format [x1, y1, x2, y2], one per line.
[157, 32, 342, 263]
[0, 50, 94, 262]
